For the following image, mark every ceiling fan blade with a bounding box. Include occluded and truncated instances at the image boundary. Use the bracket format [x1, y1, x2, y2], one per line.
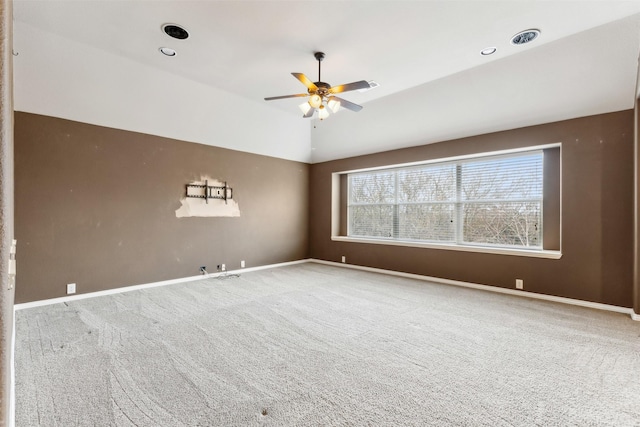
[331, 96, 363, 112]
[264, 93, 308, 101]
[329, 80, 370, 94]
[292, 73, 318, 92]
[303, 107, 316, 118]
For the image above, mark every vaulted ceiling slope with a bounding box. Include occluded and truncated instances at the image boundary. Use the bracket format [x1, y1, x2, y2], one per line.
[12, 1, 640, 163]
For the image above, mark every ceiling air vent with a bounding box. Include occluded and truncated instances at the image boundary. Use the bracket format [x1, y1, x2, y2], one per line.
[511, 29, 540, 45]
[163, 24, 189, 40]
[358, 80, 380, 93]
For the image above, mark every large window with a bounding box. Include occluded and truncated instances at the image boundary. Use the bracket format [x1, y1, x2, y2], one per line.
[348, 150, 543, 249]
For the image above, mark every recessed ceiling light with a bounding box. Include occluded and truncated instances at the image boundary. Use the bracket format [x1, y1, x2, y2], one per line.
[480, 47, 497, 56]
[511, 29, 540, 45]
[159, 47, 177, 57]
[162, 24, 189, 40]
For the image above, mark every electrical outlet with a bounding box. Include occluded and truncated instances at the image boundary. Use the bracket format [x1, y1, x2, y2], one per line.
[66, 283, 76, 295]
[221, 264, 226, 271]
[241, 260, 245, 268]
[515, 279, 524, 290]
[341, 256, 346, 263]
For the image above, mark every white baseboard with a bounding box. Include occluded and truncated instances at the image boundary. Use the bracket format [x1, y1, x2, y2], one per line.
[309, 259, 639, 321]
[14, 257, 639, 322]
[13, 259, 309, 311]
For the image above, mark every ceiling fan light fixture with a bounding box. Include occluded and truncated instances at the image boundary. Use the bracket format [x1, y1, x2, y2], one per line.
[318, 105, 329, 120]
[299, 102, 312, 115]
[328, 98, 341, 113]
[308, 94, 322, 109]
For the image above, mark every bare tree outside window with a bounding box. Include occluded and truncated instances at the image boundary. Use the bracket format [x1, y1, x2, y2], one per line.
[397, 164, 456, 241]
[349, 172, 395, 238]
[461, 154, 542, 247]
[348, 151, 543, 249]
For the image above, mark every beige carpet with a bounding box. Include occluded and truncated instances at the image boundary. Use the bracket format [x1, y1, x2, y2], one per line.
[15, 263, 640, 426]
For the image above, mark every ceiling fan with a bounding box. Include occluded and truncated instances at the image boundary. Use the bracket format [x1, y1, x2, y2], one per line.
[264, 52, 371, 120]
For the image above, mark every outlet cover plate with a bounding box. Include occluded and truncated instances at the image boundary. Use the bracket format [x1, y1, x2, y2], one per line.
[67, 283, 76, 294]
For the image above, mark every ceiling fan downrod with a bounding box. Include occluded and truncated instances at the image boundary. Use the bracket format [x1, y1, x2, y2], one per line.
[314, 51, 325, 84]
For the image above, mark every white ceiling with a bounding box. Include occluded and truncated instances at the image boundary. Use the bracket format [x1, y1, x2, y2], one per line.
[12, 1, 640, 163]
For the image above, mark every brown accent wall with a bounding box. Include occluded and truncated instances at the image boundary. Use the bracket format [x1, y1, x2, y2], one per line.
[15, 112, 309, 303]
[635, 98, 640, 315]
[310, 111, 634, 308]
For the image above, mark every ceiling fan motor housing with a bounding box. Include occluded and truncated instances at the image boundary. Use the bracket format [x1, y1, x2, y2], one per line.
[311, 81, 331, 96]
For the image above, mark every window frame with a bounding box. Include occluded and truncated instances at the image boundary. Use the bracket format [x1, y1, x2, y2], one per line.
[332, 144, 562, 259]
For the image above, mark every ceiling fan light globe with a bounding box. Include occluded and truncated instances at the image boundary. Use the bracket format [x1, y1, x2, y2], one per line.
[328, 99, 341, 113]
[308, 94, 322, 109]
[299, 102, 312, 114]
[318, 106, 330, 120]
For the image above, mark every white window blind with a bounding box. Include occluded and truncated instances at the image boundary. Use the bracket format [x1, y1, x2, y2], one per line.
[348, 150, 543, 249]
[349, 171, 396, 238]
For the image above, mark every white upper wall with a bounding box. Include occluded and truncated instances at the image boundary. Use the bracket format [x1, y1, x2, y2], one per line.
[13, 22, 312, 163]
[12, 1, 640, 164]
[310, 14, 640, 162]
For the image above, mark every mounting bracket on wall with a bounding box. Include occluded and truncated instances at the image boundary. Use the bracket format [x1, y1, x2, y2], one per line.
[186, 180, 233, 204]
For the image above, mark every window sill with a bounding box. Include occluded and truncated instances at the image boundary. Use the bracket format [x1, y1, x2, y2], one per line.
[331, 236, 562, 259]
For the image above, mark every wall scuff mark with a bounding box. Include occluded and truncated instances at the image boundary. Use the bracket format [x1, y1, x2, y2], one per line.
[176, 176, 240, 218]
